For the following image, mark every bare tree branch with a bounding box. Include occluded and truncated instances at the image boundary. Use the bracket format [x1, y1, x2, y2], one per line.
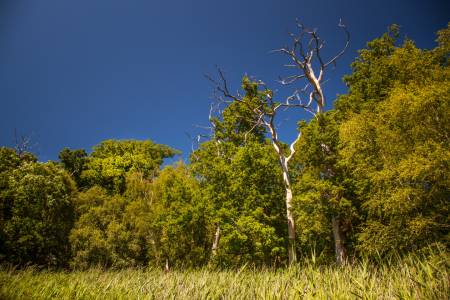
[286, 133, 301, 164]
[275, 118, 289, 129]
[271, 20, 350, 114]
[323, 20, 350, 70]
[184, 131, 212, 143]
[70, 161, 80, 177]
[14, 129, 42, 159]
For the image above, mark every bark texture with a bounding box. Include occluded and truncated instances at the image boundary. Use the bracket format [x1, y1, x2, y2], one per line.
[165, 258, 169, 272]
[271, 129, 300, 265]
[332, 217, 346, 266]
[211, 224, 221, 259]
[286, 188, 296, 264]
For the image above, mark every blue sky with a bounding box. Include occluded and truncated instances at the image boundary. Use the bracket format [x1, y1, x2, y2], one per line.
[1, 0, 449, 164]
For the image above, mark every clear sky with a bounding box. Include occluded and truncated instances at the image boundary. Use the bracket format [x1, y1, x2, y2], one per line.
[1, 0, 449, 164]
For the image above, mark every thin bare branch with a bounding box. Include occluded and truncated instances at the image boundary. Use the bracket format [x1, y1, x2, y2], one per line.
[193, 125, 214, 131]
[278, 74, 307, 85]
[286, 132, 301, 164]
[190, 142, 201, 163]
[193, 125, 215, 138]
[239, 115, 265, 146]
[323, 20, 350, 70]
[14, 129, 40, 158]
[184, 131, 212, 143]
[275, 118, 289, 129]
[271, 19, 350, 114]
[70, 161, 81, 177]
[279, 62, 302, 69]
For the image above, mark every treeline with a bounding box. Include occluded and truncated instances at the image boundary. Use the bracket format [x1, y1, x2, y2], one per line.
[1, 24, 449, 269]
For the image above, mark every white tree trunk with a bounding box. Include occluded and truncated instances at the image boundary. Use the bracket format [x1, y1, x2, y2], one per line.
[211, 224, 220, 259]
[270, 129, 298, 265]
[148, 229, 159, 265]
[286, 187, 296, 264]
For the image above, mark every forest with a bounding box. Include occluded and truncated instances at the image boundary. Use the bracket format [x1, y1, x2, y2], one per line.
[1, 23, 450, 299]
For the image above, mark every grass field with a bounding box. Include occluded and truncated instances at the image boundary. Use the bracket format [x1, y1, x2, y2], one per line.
[1, 254, 449, 300]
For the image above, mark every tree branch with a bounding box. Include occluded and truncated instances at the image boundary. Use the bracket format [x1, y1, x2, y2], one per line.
[14, 129, 41, 159]
[272, 20, 350, 114]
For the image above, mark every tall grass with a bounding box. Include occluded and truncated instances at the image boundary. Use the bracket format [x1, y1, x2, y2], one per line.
[1, 253, 449, 300]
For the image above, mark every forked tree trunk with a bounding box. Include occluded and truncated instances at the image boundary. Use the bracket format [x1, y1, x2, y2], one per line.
[268, 125, 299, 265]
[271, 132, 298, 265]
[211, 224, 221, 259]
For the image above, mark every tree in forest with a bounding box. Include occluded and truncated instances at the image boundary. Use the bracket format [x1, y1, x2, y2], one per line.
[203, 20, 350, 265]
[82, 139, 181, 195]
[336, 23, 450, 257]
[122, 160, 214, 269]
[217, 142, 287, 265]
[191, 139, 287, 265]
[0, 147, 76, 267]
[0, 147, 37, 263]
[290, 111, 362, 263]
[188, 80, 287, 266]
[150, 162, 211, 268]
[69, 186, 145, 269]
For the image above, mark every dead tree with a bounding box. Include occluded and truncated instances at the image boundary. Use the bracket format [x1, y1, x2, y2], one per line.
[14, 129, 41, 159]
[204, 20, 349, 265]
[273, 19, 350, 266]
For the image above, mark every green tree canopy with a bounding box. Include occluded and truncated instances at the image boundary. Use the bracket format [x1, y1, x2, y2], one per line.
[58, 147, 89, 189]
[0, 151, 76, 267]
[69, 186, 145, 269]
[82, 139, 181, 195]
[337, 23, 450, 256]
[189, 78, 288, 266]
[292, 111, 361, 263]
